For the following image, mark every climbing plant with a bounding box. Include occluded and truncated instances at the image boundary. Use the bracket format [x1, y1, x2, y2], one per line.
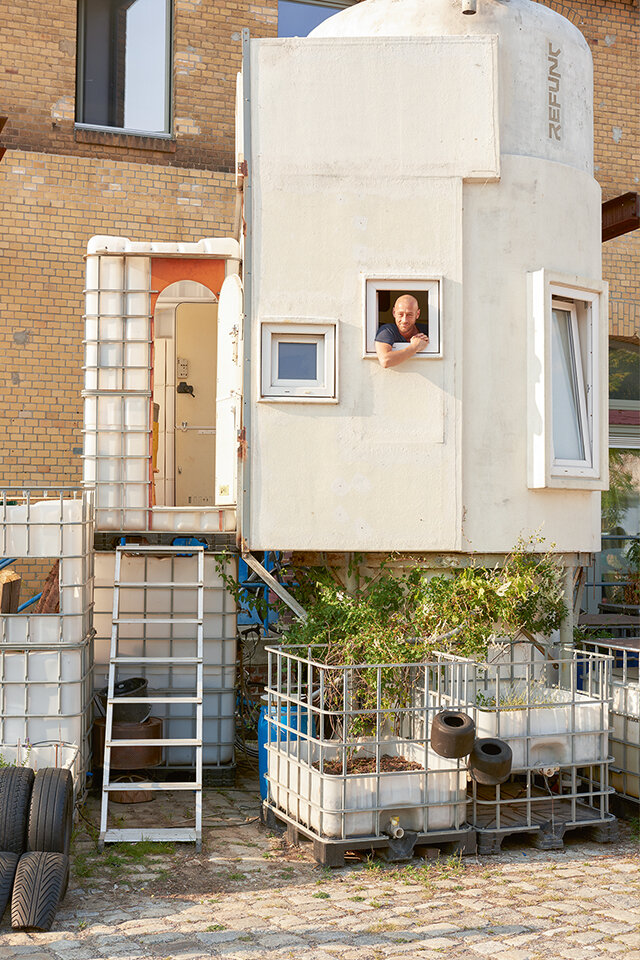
[280, 537, 567, 668]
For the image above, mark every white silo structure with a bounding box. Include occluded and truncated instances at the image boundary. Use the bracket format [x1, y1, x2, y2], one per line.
[239, 0, 608, 562]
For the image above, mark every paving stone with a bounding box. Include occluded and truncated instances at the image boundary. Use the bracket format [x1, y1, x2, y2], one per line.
[470, 942, 509, 955]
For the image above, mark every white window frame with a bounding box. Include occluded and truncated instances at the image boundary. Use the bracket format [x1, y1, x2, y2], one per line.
[260, 321, 337, 401]
[362, 277, 442, 358]
[527, 269, 608, 490]
[551, 299, 592, 471]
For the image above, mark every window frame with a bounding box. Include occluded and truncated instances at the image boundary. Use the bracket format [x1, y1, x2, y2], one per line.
[550, 298, 592, 471]
[362, 277, 443, 359]
[260, 320, 337, 401]
[75, 0, 173, 139]
[527, 269, 608, 490]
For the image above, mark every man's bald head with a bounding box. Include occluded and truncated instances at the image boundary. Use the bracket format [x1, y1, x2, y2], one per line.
[392, 295, 421, 337]
[393, 294, 419, 314]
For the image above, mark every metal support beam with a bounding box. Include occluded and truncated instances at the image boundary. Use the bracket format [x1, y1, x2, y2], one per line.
[602, 192, 640, 242]
[242, 551, 307, 621]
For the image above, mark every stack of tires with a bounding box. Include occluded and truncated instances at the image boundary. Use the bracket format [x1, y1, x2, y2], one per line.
[0, 767, 73, 931]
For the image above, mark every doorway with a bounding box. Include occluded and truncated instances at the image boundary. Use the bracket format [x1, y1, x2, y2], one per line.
[153, 281, 218, 507]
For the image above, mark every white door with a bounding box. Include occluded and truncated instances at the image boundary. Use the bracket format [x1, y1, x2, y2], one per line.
[215, 274, 243, 505]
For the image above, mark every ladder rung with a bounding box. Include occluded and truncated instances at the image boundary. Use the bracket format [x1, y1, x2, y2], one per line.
[107, 696, 202, 704]
[114, 617, 203, 624]
[115, 582, 203, 588]
[111, 657, 201, 664]
[104, 781, 200, 792]
[102, 828, 198, 843]
[106, 738, 201, 747]
[115, 545, 205, 554]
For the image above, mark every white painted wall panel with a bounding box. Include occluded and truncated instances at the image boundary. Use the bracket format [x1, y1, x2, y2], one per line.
[252, 37, 499, 181]
[249, 174, 463, 550]
[461, 155, 603, 553]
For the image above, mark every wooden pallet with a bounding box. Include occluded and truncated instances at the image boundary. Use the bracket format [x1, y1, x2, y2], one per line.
[261, 802, 476, 867]
[470, 782, 618, 854]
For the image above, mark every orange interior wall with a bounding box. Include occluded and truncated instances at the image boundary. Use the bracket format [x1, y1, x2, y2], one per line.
[150, 258, 226, 315]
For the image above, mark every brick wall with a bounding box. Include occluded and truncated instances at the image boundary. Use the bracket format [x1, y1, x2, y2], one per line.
[1, 0, 278, 171]
[539, 0, 640, 339]
[0, 0, 277, 486]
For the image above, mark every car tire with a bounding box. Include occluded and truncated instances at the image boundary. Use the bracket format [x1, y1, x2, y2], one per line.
[27, 769, 73, 856]
[430, 710, 476, 759]
[468, 738, 513, 785]
[11, 851, 69, 931]
[0, 768, 35, 854]
[0, 852, 19, 918]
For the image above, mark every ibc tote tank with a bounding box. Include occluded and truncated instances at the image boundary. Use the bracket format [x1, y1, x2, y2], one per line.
[245, 0, 608, 554]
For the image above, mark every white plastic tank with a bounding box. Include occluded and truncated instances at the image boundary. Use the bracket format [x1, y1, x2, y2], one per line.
[245, 0, 608, 554]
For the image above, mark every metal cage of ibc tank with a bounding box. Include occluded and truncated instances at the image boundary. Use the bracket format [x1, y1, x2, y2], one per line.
[468, 646, 616, 853]
[0, 488, 94, 796]
[0, 488, 94, 645]
[573, 631, 640, 809]
[262, 645, 477, 865]
[0, 636, 93, 799]
[82, 247, 237, 536]
[92, 549, 237, 773]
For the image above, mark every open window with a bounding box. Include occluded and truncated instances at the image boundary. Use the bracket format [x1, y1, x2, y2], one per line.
[260, 321, 337, 400]
[528, 270, 608, 489]
[364, 278, 441, 357]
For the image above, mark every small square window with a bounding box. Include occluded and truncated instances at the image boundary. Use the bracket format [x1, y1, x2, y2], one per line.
[261, 322, 336, 399]
[364, 278, 441, 358]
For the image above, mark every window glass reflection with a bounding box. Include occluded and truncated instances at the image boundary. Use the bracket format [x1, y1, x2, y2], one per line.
[278, 342, 318, 380]
[80, 0, 170, 134]
[278, 0, 343, 37]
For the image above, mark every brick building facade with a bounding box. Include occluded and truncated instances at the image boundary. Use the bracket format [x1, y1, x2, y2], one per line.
[0, 0, 637, 486]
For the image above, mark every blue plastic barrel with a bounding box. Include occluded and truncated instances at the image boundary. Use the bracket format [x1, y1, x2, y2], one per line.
[258, 704, 309, 801]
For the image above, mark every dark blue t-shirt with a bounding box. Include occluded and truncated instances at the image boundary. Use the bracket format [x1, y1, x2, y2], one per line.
[375, 323, 429, 344]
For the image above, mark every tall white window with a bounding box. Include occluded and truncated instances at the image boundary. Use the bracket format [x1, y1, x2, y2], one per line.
[528, 270, 608, 490]
[551, 301, 590, 466]
[77, 0, 172, 136]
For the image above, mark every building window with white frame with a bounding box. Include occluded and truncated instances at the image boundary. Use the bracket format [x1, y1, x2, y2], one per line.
[261, 322, 337, 400]
[364, 278, 442, 359]
[528, 269, 608, 489]
[76, 0, 172, 136]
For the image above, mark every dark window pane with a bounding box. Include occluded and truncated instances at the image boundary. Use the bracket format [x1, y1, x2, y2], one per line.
[609, 340, 640, 402]
[80, 0, 169, 133]
[278, 0, 343, 37]
[278, 341, 318, 380]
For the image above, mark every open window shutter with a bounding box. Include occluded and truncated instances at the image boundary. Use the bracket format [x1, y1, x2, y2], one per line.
[215, 273, 243, 505]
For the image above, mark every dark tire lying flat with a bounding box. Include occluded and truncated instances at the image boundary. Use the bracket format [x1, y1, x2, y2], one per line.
[11, 851, 69, 931]
[469, 738, 513, 785]
[0, 852, 19, 918]
[28, 768, 73, 856]
[0, 767, 35, 854]
[430, 710, 476, 759]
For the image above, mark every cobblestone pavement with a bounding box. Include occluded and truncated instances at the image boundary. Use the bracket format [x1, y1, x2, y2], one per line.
[0, 759, 638, 960]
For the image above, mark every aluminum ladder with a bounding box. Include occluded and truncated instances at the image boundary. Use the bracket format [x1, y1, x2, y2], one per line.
[99, 543, 205, 850]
